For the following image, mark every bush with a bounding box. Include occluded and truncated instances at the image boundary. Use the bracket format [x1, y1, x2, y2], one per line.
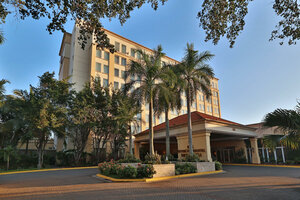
[161, 154, 177, 162]
[98, 160, 122, 176]
[143, 152, 161, 164]
[215, 161, 222, 170]
[119, 165, 137, 179]
[118, 154, 141, 163]
[184, 154, 201, 162]
[137, 164, 156, 178]
[175, 163, 197, 175]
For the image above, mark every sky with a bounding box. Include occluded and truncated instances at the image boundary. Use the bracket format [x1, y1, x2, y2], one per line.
[0, 0, 299, 125]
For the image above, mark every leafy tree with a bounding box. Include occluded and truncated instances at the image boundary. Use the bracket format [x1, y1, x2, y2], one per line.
[263, 103, 300, 150]
[67, 82, 99, 165]
[198, 0, 300, 47]
[0, 0, 166, 49]
[2, 145, 15, 170]
[127, 45, 166, 155]
[174, 43, 214, 155]
[14, 72, 72, 169]
[0, 79, 9, 102]
[153, 64, 181, 160]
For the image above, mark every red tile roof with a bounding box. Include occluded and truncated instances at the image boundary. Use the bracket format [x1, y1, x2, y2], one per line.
[136, 111, 244, 136]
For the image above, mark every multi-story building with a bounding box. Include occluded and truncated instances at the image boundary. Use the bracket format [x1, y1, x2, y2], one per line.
[59, 25, 221, 136]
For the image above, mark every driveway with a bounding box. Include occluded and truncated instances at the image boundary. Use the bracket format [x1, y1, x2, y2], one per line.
[0, 165, 300, 200]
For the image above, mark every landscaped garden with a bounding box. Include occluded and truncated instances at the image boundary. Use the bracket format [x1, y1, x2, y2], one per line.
[98, 153, 223, 180]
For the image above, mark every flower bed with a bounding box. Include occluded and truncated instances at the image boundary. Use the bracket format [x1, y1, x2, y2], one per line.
[98, 161, 155, 179]
[176, 161, 216, 173]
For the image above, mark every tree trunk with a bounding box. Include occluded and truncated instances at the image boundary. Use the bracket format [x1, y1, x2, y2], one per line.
[186, 87, 194, 155]
[129, 125, 133, 155]
[149, 96, 154, 155]
[6, 155, 9, 170]
[37, 146, 43, 169]
[25, 139, 29, 155]
[165, 109, 170, 160]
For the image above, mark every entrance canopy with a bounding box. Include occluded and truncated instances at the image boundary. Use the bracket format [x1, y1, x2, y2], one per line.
[134, 111, 261, 164]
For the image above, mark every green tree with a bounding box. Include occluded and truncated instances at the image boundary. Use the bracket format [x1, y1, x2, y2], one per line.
[0, 79, 9, 102]
[198, 0, 300, 47]
[153, 64, 181, 160]
[3, 145, 15, 170]
[0, 29, 4, 45]
[0, 0, 166, 49]
[67, 82, 98, 165]
[174, 43, 214, 155]
[263, 104, 300, 150]
[127, 45, 166, 155]
[14, 72, 72, 169]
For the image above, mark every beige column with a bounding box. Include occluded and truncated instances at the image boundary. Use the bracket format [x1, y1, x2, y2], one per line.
[90, 44, 96, 80]
[243, 145, 249, 163]
[250, 138, 261, 164]
[193, 133, 212, 162]
[134, 141, 140, 159]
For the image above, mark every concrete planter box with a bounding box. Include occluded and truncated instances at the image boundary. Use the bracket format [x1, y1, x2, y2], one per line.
[176, 162, 215, 172]
[152, 164, 175, 178]
[119, 163, 175, 178]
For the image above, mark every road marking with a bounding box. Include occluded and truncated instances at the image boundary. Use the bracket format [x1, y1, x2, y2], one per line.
[0, 166, 98, 175]
[96, 170, 224, 182]
[223, 163, 300, 168]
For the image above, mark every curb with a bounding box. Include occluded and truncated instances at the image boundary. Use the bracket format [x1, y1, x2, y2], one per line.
[223, 163, 300, 169]
[0, 166, 98, 175]
[96, 170, 224, 182]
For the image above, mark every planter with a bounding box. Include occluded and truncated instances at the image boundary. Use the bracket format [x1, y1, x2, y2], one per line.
[176, 162, 215, 172]
[119, 163, 175, 178]
[152, 164, 175, 178]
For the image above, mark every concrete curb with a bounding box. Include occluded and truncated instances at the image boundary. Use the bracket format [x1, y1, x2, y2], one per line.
[96, 170, 224, 182]
[223, 163, 300, 168]
[0, 166, 98, 175]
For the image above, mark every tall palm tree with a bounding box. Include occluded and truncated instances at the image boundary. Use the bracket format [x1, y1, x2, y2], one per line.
[263, 104, 300, 150]
[174, 43, 214, 155]
[153, 64, 182, 160]
[126, 45, 166, 155]
[0, 29, 4, 45]
[0, 79, 9, 102]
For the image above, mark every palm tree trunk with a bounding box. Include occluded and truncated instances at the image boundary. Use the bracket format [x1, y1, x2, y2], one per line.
[165, 109, 170, 160]
[186, 88, 193, 155]
[149, 96, 154, 155]
[129, 125, 133, 155]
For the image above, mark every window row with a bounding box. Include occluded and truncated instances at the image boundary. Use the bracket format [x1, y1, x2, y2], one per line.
[94, 77, 124, 89]
[96, 49, 109, 61]
[114, 55, 127, 66]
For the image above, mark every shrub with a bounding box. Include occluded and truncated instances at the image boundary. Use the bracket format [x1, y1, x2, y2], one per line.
[119, 165, 137, 179]
[184, 154, 201, 162]
[161, 154, 177, 162]
[137, 164, 156, 178]
[98, 160, 122, 176]
[175, 163, 197, 175]
[215, 161, 222, 170]
[118, 154, 141, 163]
[143, 152, 161, 164]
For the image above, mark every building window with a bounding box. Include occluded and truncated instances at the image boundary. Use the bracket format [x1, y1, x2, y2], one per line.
[121, 70, 126, 79]
[115, 42, 120, 52]
[207, 98, 212, 104]
[146, 114, 149, 123]
[96, 62, 101, 72]
[214, 108, 219, 114]
[159, 115, 164, 124]
[103, 65, 109, 74]
[114, 82, 119, 89]
[207, 106, 212, 112]
[131, 48, 135, 58]
[121, 83, 125, 90]
[122, 45, 127, 54]
[121, 58, 127, 66]
[145, 103, 149, 110]
[115, 55, 120, 64]
[103, 79, 109, 87]
[96, 49, 102, 58]
[95, 76, 100, 82]
[137, 51, 141, 60]
[192, 102, 196, 109]
[104, 52, 109, 61]
[114, 68, 119, 77]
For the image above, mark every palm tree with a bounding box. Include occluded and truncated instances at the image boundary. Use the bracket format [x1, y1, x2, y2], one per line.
[174, 43, 214, 155]
[0, 79, 9, 102]
[153, 64, 182, 160]
[126, 45, 166, 155]
[263, 104, 300, 150]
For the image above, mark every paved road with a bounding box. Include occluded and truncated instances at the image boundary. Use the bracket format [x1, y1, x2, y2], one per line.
[0, 165, 300, 200]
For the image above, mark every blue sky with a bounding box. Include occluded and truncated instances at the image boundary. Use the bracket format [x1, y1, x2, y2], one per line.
[0, 0, 299, 124]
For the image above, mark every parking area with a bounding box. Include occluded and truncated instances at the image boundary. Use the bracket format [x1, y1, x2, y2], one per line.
[0, 165, 300, 200]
